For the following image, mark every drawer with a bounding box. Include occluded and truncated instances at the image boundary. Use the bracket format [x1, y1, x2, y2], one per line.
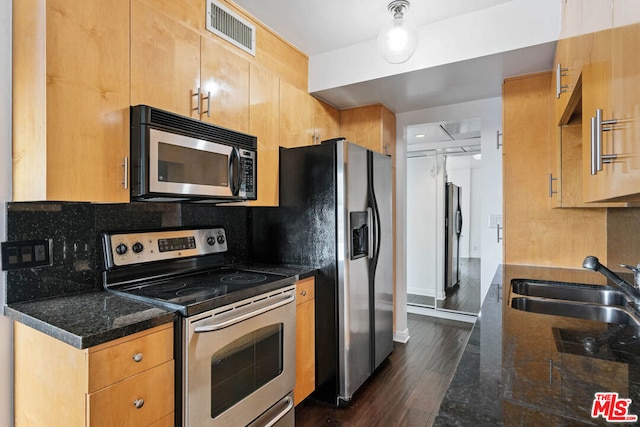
[88, 324, 173, 392]
[88, 360, 174, 427]
[296, 277, 315, 305]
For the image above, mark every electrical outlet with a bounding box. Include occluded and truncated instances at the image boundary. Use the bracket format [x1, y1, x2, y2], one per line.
[488, 214, 502, 228]
[1, 239, 53, 271]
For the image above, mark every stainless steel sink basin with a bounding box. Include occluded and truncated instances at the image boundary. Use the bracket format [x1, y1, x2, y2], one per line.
[511, 297, 640, 326]
[511, 279, 628, 306]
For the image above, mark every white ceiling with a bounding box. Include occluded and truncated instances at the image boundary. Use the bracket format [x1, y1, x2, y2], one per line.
[233, 0, 513, 56]
[232, 0, 558, 114]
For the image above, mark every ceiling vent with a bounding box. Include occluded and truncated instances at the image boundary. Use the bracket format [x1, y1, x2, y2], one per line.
[206, 1, 256, 56]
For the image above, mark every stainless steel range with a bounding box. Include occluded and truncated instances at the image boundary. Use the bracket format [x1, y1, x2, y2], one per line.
[102, 227, 296, 427]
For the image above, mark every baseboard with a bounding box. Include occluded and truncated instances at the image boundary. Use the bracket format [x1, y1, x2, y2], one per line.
[393, 328, 410, 343]
[406, 305, 477, 324]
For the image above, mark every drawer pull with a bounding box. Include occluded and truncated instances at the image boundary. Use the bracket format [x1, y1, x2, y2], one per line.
[300, 290, 307, 297]
[133, 398, 145, 409]
[132, 353, 143, 363]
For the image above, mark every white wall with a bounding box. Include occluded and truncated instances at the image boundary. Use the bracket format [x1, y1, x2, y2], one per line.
[1, 1, 12, 426]
[396, 97, 502, 329]
[406, 156, 438, 297]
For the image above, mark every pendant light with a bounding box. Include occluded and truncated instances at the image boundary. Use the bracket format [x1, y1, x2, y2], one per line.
[377, 0, 419, 64]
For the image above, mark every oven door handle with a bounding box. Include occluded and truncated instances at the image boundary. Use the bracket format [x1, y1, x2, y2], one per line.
[264, 396, 294, 427]
[194, 293, 294, 333]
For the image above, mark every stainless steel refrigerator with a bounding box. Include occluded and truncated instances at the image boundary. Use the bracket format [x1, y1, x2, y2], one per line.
[251, 138, 394, 405]
[445, 182, 462, 289]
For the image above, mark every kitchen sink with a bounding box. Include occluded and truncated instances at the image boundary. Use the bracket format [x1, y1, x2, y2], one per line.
[511, 297, 640, 326]
[511, 279, 628, 306]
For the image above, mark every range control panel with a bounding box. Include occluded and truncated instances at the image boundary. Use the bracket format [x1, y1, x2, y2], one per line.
[104, 228, 227, 267]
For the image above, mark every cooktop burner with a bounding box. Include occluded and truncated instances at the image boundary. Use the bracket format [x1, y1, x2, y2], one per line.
[103, 227, 295, 316]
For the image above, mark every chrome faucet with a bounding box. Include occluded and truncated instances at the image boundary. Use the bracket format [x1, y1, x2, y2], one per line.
[620, 263, 640, 289]
[583, 255, 640, 305]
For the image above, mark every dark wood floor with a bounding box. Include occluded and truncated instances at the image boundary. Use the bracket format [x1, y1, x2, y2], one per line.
[294, 314, 473, 426]
[441, 258, 481, 314]
[407, 258, 481, 314]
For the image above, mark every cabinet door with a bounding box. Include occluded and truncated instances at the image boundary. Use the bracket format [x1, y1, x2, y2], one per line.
[555, 0, 583, 124]
[279, 81, 314, 148]
[340, 105, 396, 156]
[581, 0, 614, 202]
[248, 64, 280, 207]
[503, 73, 607, 267]
[13, 0, 130, 202]
[610, 1, 640, 200]
[131, 0, 200, 119]
[200, 37, 250, 133]
[294, 278, 315, 406]
[87, 361, 175, 427]
[313, 98, 340, 144]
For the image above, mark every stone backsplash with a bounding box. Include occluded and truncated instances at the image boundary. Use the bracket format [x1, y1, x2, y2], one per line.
[4, 201, 249, 304]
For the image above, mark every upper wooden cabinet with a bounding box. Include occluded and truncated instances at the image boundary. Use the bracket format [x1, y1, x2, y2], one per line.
[279, 81, 315, 148]
[200, 37, 250, 133]
[131, 1, 250, 133]
[340, 104, 397, 159]
[503, 72, 607, 268]
[313, 98, 341, 144]
[248, 64, 280, 207]
[581, 0, 640, 202]
[554, 0, 583, 124]
[12, 0, 130, 202]
[130, 0, 201, 119]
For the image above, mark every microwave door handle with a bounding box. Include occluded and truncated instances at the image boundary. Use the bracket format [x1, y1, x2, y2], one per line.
[229, 147, 241, 196]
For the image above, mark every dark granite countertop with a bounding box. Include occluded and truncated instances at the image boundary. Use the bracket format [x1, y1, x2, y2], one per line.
[435, 264, 640, 426]
[5, 291, 176, 349]
[5, 263, 317, 350]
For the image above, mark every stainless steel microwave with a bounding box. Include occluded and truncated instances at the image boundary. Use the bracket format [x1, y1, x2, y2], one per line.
[130, 105, 257, 202]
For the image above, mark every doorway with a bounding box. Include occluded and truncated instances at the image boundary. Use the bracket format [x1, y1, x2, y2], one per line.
[405, 119, 482, 317]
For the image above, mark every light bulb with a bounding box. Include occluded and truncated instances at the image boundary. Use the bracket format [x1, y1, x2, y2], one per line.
[377, 4, 419, 64]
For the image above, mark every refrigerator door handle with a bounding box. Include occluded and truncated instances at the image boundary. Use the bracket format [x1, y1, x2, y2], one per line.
[455, 210, 463, 235]
[367, 207, 374, 260]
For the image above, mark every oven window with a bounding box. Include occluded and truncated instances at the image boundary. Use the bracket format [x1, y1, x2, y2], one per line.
[210, 323, 284, 419]
[158, 142, 228, 186]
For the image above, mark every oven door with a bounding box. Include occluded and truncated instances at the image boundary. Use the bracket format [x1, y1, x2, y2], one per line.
[184, 287, 296, 427]
[149, 128, 241, 199]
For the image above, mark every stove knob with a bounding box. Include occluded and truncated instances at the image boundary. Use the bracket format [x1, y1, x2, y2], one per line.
[207, 236, 216, 246]
[132, 242, 144, 253]
[115, 243, 128, 255]
[217, 235, 225, 244]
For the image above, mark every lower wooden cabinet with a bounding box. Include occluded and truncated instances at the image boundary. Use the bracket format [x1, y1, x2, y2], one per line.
[14, 322, 174, 426]
[294, 277, 316, 406]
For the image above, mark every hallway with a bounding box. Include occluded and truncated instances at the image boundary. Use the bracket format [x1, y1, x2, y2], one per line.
[407, 258, 481, 314]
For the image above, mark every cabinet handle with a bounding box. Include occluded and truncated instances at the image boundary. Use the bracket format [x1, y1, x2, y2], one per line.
[556, 63, 570, 99]
[133, 398, 144, 409]
[300, 290, 307, 297]
[496, 130, 502, 149]
[548, 173, 558, 198]
[202, 90, 211, 118]
[122, 157, 128, 190]
[192, 88, 202, 115]
[591, 109, 619, 175]
[132, 353, 143, 363]
[497, 225, 502, 243]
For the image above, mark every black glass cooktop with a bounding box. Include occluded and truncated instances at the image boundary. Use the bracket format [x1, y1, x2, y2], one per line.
[111, 268, 290, 316]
